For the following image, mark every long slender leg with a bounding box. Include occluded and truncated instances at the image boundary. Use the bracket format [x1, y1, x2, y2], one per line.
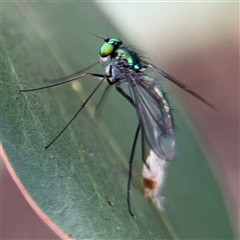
[141, 129, 146, 163]
[43, 60, 100, 83]
[115, 84, 146, 164]
[115, 84, 135, 107]
[44, 77, 107, 149]
[96, 81, 142, 217]
[94, 84, 112, 118]
[94, 81, 135, 114]
[19, 73, 109, 92]
[115, 84, 142, 217]
[127, 123, 141, 218]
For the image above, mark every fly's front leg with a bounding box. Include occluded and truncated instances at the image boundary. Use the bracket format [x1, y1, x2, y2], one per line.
[93, 64, 116, 118]
[19, 73, 111, 92]
[43, 76, 108, 149]
[42, 60, 101, 83]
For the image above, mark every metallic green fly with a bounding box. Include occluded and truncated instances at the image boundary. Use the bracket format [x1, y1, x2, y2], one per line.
[19, 37, 215, 217]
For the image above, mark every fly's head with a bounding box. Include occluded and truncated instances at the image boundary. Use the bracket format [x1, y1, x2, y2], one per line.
[99, 38, 123, 58]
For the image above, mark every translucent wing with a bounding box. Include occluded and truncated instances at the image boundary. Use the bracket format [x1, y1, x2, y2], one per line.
[127, 72, 175, 161]
[142, 61, 217, 110]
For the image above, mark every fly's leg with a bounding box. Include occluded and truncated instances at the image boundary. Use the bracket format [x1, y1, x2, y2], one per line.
[116, 84, 147, 165]
[141, 130, 149, 168]
[44, 76, 108, 149]
[42, 60, 100, 83]
[115, 84, 135, 107]
[115, 83, 144, 217]
[94, 63, 135, 118]
[19, 72, 110, 149]
[18, 72, 108, 92]
[94, 84, 112, 119]
[127, 123, 141, 218]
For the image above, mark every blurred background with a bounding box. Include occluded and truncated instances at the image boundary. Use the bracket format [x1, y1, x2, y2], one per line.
[1, 1, 238, 239]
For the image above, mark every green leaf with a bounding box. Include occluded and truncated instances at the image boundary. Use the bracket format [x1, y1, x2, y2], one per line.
[1, 2, 234, 239]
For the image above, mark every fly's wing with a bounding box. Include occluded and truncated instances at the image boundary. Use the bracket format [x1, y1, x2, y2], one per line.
[142, 61, 217, 110]
[127, 72, 175, 161]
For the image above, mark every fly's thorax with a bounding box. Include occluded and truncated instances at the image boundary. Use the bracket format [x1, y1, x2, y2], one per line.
[108, 60, 127, 83]
[104, 60, 127, 84]
[116, 48, 142, 71]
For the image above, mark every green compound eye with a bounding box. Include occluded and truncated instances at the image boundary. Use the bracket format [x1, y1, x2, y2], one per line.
[99, 42, 114, 57]
[99, 38, 122, 57]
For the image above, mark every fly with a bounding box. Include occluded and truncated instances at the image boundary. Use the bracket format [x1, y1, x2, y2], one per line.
[19, 37, 216, 217]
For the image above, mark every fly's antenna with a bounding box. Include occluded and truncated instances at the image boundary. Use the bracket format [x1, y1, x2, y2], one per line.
[87, 31, 106, 41]
[105, 16, 111, 39]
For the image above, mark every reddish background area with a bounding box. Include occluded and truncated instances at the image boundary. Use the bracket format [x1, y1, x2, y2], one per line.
[1, 160, 59, 239]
